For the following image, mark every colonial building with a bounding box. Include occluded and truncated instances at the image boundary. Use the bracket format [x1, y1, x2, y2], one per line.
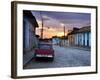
[52, 36, 61, 45]
[59, 36, 68, 47]
[52, 36, 68, 47]
[23, 10, 39, 52]
[67, 28, 79, 46]
[67, 26, 91, 47]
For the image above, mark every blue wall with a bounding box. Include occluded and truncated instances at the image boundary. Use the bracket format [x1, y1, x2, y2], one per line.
[74, 32, 91, 47]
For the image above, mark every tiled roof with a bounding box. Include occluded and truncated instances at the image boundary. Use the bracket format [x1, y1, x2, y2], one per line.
[67, 28, 79, 35]
[23, 10, 39, 27]
[68, 26, 90, 35]
[78, 26, 90, 33]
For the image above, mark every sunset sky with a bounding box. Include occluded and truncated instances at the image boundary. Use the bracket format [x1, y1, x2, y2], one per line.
[32, 11, 91, 39]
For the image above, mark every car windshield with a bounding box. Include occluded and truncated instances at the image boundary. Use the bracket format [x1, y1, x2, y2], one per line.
[39, 44, 52, 49]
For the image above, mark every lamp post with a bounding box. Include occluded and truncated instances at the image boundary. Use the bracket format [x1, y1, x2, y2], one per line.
[61, 23, 65, 46]
[40, 11, 44, 39]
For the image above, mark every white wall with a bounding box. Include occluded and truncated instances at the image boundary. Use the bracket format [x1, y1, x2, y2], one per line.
[0, 0, 100, 80]
[81, 33, 84, 45]
[85, 33, 88, 46]
[89, 32, 91, 47]
[24, 18, 30, 49]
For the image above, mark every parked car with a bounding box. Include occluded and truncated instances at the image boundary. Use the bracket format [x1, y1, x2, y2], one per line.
[34, 42, 54, 61]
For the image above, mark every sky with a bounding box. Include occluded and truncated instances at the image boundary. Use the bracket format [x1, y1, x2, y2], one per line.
[32, 11, 91, 39]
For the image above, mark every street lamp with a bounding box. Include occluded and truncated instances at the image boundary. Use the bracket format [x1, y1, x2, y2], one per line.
[40, 12, 44, 39]
[61, 23, 66, 46]
[61, 23, 65, 38]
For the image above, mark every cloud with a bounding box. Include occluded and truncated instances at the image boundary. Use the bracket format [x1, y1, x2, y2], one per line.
[32, 11, 91, 38]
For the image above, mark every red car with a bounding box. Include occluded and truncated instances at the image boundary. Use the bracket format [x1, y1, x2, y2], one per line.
[34, 42, 54, 61]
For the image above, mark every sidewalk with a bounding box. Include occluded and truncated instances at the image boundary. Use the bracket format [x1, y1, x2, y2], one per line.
[23, 49, 35, 66]
[58, 45, 90, 51]
[67, 46, 91, 51]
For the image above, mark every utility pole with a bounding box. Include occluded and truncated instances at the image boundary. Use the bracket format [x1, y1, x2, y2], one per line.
[40, 11, 43, 39]
[64, 25, 65, 46]
[64, 26, 65, 39]
[41, 20, 43, 39]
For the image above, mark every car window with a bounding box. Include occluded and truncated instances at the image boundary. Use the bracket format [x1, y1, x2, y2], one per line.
[39, 44, 52, 49]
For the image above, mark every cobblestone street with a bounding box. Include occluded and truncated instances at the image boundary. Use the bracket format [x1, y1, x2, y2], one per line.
[24, 45, 91, 69]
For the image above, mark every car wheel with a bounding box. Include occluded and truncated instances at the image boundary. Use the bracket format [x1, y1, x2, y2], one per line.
[50, 57, 54, 61]
[34, 53, 37, 60]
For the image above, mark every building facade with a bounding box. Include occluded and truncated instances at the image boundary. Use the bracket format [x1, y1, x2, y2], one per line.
[23, 10, 39, 52]
[52, 36, 61, 45]
[68, 26, 91, 47]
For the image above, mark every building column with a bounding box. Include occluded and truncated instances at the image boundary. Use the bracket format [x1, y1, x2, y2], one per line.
[89, 32, 91, 47]
[85, 33, 87, 46]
